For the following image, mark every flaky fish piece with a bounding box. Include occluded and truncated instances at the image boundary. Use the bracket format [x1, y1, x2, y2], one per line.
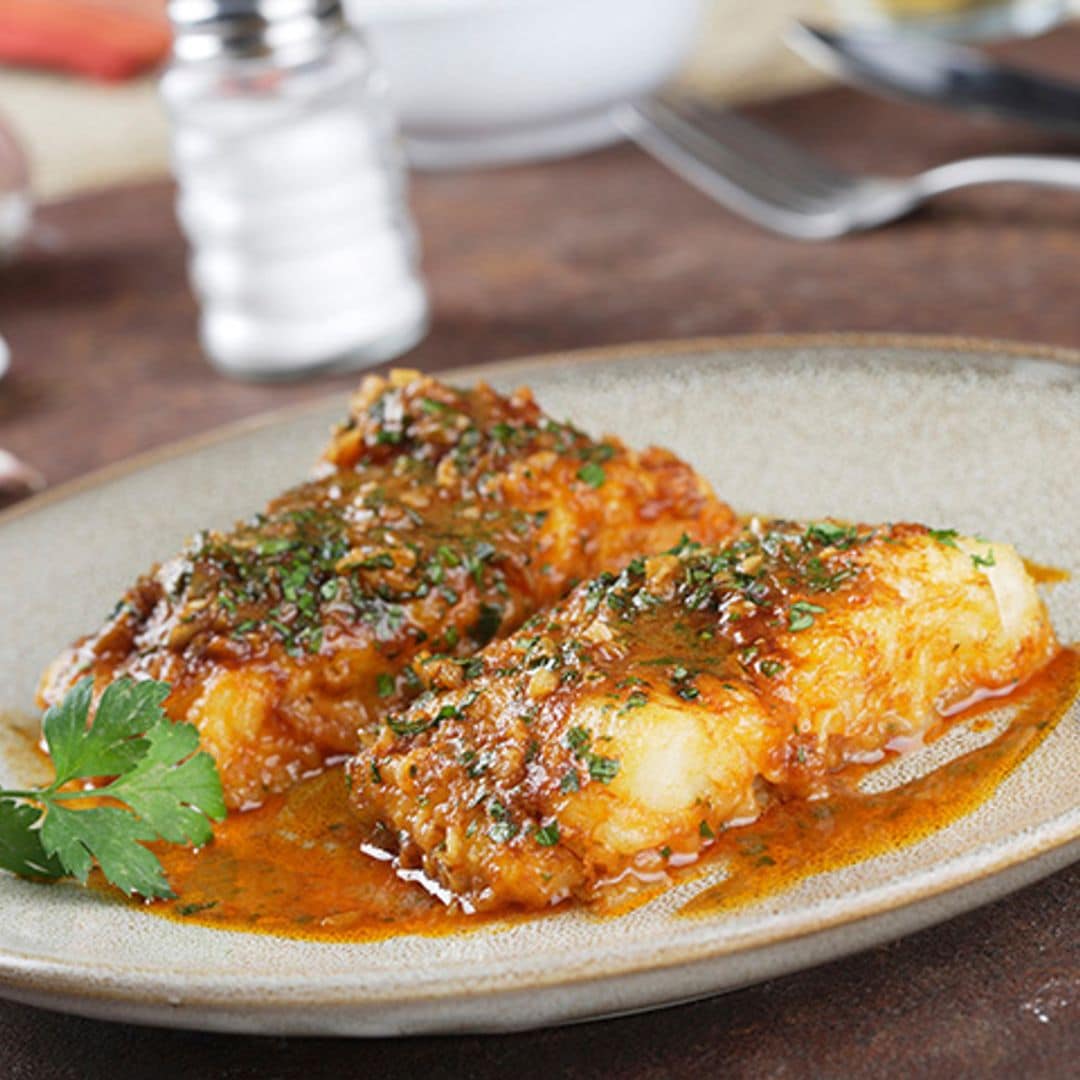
[349, 520, 1057, 911]
[39, 371, 735, 809]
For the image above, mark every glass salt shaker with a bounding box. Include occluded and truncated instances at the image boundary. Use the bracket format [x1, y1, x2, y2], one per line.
[162, 0, 428, 379]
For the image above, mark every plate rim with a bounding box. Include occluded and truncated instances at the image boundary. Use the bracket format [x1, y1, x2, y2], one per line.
[0, 817, 1076, 1009]
[4, 331, 1079, 532]
[1, 331, 1077, 1025]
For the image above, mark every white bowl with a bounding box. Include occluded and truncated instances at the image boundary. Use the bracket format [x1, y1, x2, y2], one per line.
[345, 0, 704, 168]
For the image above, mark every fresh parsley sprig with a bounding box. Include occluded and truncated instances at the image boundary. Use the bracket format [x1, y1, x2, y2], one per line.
[0, 677, 225, 899]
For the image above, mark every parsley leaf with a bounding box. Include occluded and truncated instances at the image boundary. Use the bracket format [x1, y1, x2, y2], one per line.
[99, 719, 224, 847]
[804, 522, 857, 548]
[788, 601, 826, 632]
[487, 798, 519, 843]
[559, 770, 581, 794]
[387, 713, 437, 737]
[534, 821, 560, 847]
[929, 528, 960, 549]
[587, 755, 620, 784]
[45, 678, 169, 783]
[41, 804, 165, 896]
[576, 462, 606, 489]
[0, 677, 225, 899]
[0, 801, 64, 879]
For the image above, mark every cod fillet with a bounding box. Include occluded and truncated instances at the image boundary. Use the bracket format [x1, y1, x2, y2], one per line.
[39, 371, 736, 808]
[348, 520, 1057, 910]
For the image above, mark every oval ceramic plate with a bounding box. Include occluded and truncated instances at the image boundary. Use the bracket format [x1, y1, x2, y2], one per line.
[0, 336, 1077, 1036]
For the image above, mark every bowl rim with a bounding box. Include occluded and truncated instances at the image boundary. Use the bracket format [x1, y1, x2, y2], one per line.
[351, 0, 698, 25]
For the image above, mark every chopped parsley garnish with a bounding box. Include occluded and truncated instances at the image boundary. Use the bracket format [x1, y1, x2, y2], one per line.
[580, 442, 616, 464]
[587, 756, 621, 784]
[487, 799, 519, 843]
[175, 900, 219, 917]
[457, 657, 484, 680]
[671, 666, 700, 700]
[666, 534, 701, 557]
[929, 528, 960, 549]
[804, 522, 858, 549]
[359, 553, 395, 570]
[387, 713, 437, 737]
[437, 545, 460, 567]
[376, 673, 395, 698]
[565, 727, 590, 754]
[463, 750, 492, 779]
[564, 726, 620, 785]
[972, 548, 996, 569]
[255, 537, 295, 556]
[584, 572, 615, 614]
[576, 462, 606, 489]
[699, 820, 715, 840]
[788, 601, 826, 632]
[533, 821, 560, 847]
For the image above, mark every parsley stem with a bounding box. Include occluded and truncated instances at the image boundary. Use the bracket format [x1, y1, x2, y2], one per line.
[0, 789, 47, 801]
[0, 784, 89, 801]
[45, 788, 111, 801]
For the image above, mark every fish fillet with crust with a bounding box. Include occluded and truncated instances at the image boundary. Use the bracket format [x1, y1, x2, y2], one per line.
[349, 520, 1057, 911]
[38, 371, 737, 809]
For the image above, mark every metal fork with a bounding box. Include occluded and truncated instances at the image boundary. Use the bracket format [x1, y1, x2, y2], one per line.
[615, 97, 1080, 240]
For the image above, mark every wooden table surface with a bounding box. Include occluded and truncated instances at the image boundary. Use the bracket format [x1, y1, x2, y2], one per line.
[1, 26, 1078, 1078]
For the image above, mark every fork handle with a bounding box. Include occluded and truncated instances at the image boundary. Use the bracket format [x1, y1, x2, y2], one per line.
[917, 155, 1080, 197]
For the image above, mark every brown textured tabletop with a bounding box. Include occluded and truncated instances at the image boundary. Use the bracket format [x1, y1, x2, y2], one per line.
[1, 25, 1078, 1079]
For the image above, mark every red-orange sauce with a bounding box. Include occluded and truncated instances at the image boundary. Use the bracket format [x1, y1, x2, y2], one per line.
[147, 767, 476, 941]
[0, 709, 52, 787]
[680, 646, 1080, 916]
[139, 647, 1080, 940]
[1023, 559, 1070, 587]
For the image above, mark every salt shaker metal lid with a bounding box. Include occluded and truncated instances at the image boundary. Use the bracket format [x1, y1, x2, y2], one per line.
[168, 0, 346, 62]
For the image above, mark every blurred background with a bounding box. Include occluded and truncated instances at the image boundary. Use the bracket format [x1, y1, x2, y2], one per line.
[2, 0, 1080, 491]
[5, 0, 1075, 200]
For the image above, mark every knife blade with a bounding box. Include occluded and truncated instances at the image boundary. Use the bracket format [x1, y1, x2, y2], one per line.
[788, 21, 1080, 138]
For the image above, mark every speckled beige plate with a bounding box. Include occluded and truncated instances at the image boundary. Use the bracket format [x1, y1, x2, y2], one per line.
[1, 336, 1077, 1036]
